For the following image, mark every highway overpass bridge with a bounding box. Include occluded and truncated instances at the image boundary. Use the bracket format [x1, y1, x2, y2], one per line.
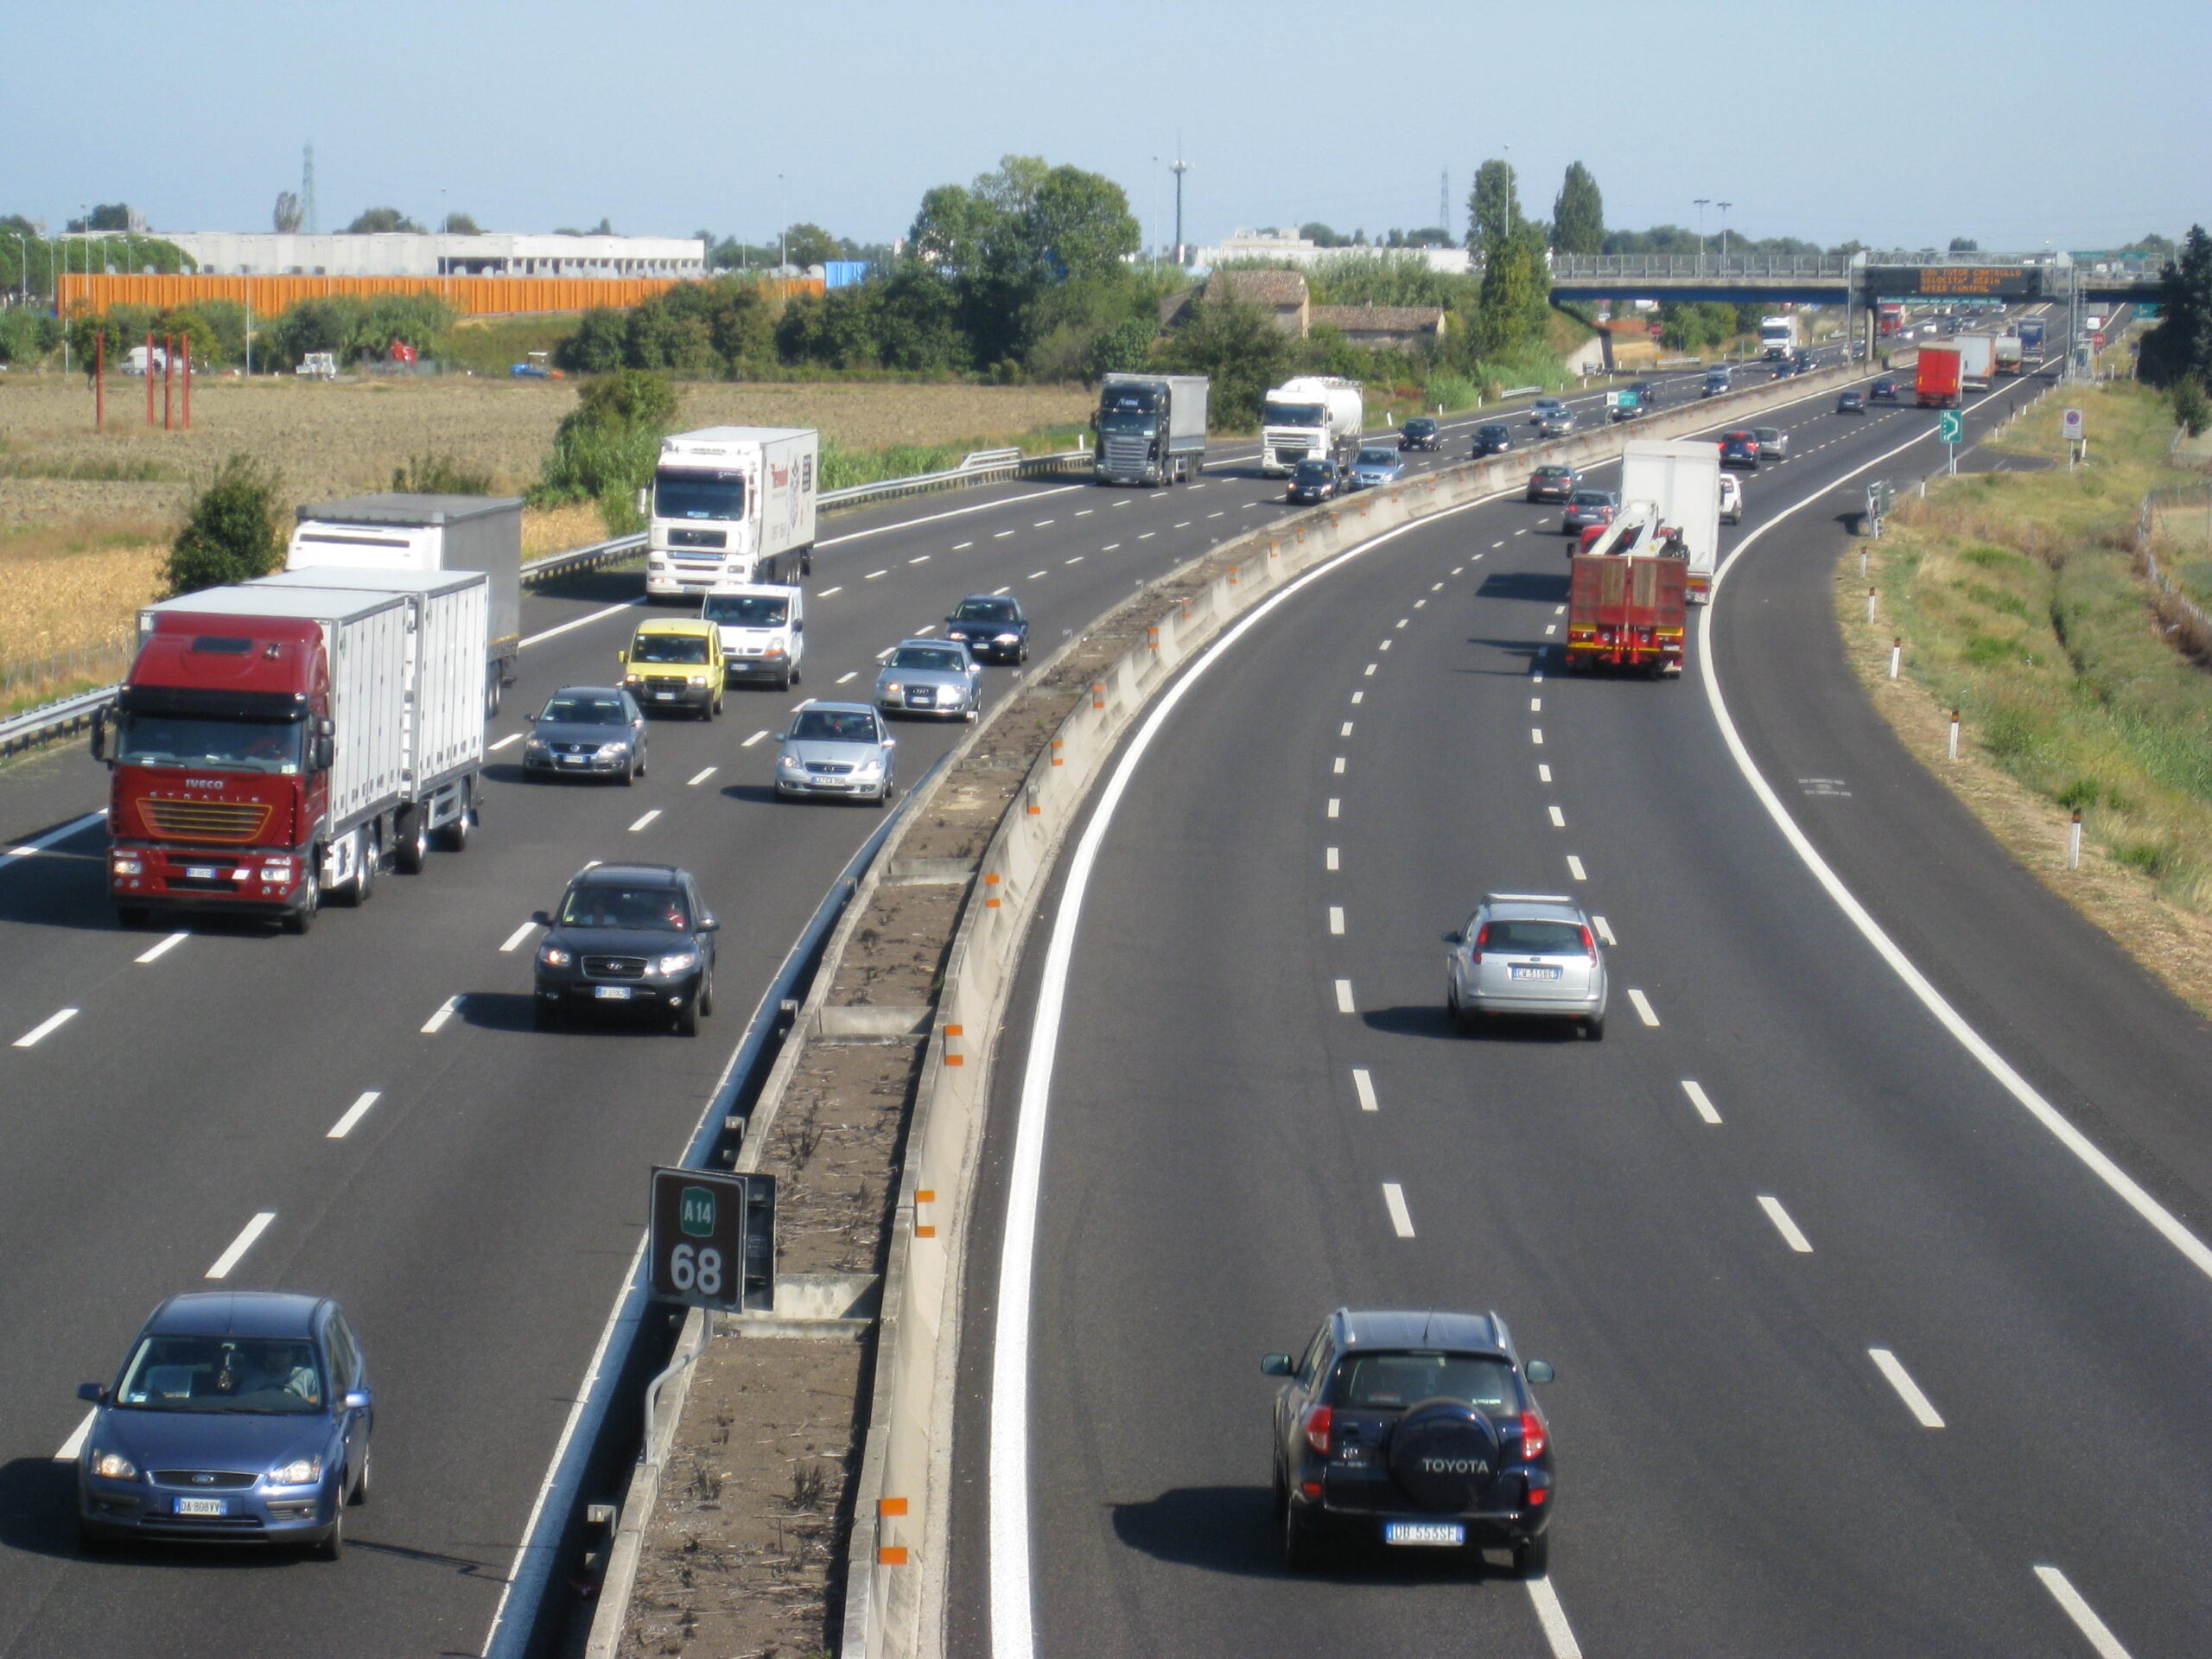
[1548, 250, 2163, 309]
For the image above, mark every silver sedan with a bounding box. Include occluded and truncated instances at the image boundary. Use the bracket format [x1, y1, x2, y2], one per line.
[875, 639, 983, 721]
[775, 702, 897, 804]
[1444, 893, 1609, 1039]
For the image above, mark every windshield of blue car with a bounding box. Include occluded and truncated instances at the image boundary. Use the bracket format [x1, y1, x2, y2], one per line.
[1357, 449, 1395, 467]
[630, 634, 711, 664]
[539, 696, 627, 725]
[1336, 1352, 1516, 1413]
[116, 1335, 326, 1413]
[791, 710, 879, 743]
[954, 600, 1019, 624]
[702, 594, 788, 627]
[653, 468, 745, 522]
[891, 646, 965, 673]
[1264, 403, 1325, 427]
[111, 713, 303, 773]
[559, 885, 690, 931]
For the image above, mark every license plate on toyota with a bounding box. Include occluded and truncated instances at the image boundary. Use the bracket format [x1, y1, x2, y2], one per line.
[1383, 1520, 1464, 1547]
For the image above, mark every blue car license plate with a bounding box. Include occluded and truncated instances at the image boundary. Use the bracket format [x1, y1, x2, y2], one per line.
[1384, 1520, 1464, 1547]
[175, 1497, 226, 1516]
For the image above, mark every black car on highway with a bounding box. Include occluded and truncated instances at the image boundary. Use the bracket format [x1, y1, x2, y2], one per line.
[1871, 377, 1900, 401]
[1525, 464, 1580, 504]
[522, 686, 648, 785]
[1399, 416, 1442, 451]
[1719, 430, 1760, 469]
[532, 862, 718, 1034]
[1265, 1308, 1555, 1575]
[1836, 389, 1866, 414]
[1287, 459, 1341, 505]
[1472, 423, 1514, 456]
[943, 594, 1029, 664]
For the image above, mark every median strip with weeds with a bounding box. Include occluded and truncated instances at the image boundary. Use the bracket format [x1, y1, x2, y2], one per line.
[1838, 379, 2212, 1012]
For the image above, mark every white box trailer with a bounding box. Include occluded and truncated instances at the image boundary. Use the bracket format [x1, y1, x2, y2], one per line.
[1618, 440, 1724, 605]
[1955, 333, 1998, 388]
[288, 493, 524, 715]
[645, 426, 819, 598]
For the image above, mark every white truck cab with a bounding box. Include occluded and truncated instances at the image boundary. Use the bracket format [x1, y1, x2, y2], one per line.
[701, 584, 805, 689]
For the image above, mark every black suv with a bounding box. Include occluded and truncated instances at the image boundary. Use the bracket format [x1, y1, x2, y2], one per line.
[1471, 423, 1513, 456]
[1398, 416, 1442, 452]
[1264, 1308, 1555, 1575]
[943, 594, 1029, 664]
[532, 863, 718, 1034]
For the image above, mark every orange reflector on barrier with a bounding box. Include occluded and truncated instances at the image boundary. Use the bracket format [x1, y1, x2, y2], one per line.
[880, 1545, 910, 1565]
[880, 1497, 909, 1516]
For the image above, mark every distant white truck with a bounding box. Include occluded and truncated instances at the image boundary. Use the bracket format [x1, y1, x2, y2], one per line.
[642, 426, 819, 599]
[1617, 440, 1724, 605]
[1955, 333, 1998, 389]
[1261, 376, 1364, 476]
[1759, 315, 1800, 359]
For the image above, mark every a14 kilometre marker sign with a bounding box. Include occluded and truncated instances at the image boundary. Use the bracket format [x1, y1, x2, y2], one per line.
[649, 1166, 777, 1313]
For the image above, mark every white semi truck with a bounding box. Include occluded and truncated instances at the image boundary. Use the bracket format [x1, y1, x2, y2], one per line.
[1758, 315, 1800, 359]
[642, 426, 819, 598]
[1260, 377, 1363, 476]
[1955, 333, 1998, 389]
[1617, 440, 1724, 605]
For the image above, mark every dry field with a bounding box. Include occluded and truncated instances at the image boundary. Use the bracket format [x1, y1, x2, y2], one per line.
[0, 372, 1092, 529]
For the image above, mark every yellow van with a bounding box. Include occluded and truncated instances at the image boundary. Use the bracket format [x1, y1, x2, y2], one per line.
[620, 619, 726, 718]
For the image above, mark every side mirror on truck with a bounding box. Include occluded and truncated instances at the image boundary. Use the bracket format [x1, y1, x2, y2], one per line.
[311, 734, 334, 772]
[90, 709, 107, 763]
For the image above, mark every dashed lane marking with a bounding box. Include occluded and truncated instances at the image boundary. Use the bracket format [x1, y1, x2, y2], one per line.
[865, 569, 888, 580]
[1758, 1195, 1815, 1254]
[1327, 798, 1340, 818]
[2033, 1567, 2136, 1659]
[1628, 988, 1658, 1026]
[1328, 906, 1344, 936]
[1334, 978, 1356, 1014]
[136, 931, 189, 965]
[687, 766, 717, 787]
[1567, 855, 1586, 881]
[327, 1090, 382, 1140]
[499, 920, 537, 953]
[1382, 1183, 1416, 1237]
[742, 729, 769, 747]
[1325, 847, 1339, 871]
[206, 1211, 276, 1279]
[1868, 1349, 1946, 1427]
[817, 586, 844, 597]
[1538, 764, 1553, 783]
[1352, 1069, 1378, 1112]
[12, 1008, 76, 1049]
[489, 733, 523, 753]
[1681, 1079, 1720, 1124]
[1548, 804, 1566, 829]
[421, 995, 461, 1034]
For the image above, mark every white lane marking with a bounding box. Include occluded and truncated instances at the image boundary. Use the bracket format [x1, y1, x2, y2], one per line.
[499, 920, 537, 953]
[1516, 527, 1529, 536]
[1065, 556, 1084, 565]
[1451, 565, 1464, 575]
[1328, 906, 1344, 936]
[1326, 847, 1339, 871]
[1137, 531, 1156, 541]
[136, 931, 189, 965]
[1395, 617, 1408, 629]
[1382, 1183, 1416, 1238]
[954, 542, 975, 551]
[1567, 855, 1586, 881]
[1758, 1195, 1815, 1254]
[816, 482, 1081, 549]
[489, 732, 523, 753]
[1531, 728, 1543, 745]
[206, 1211, 276, 1279]
[2034, 1566, 2136, 1659]
[518, 598, 646, 651]
[1033, 519, 1055, 528]
[1101, 543, 1121, 552]
[1533, 670, 1544, 683]
[421, 995, 461, 1034]
[1868, 1349, 1945, 1427]
[836, 671, 858, 684]
[1027, 570, 1046, 580]
[2, 809, 106, 870]
[1592, 913, 1614, 945]
[1538, 764, 1553, 783]
[1554, 604, 1567, 616]
[1173, 521, 1192, 529]
[1697, 385, 2212, 1290]
[687, 766, 717, 787]
[627, 810, 660, 832]
[1548, 805, 1566, 829]
[1682, 1079, 1722, 1124]
[1526, 1577, 1586, 1659]
[1628, 988, 1659, 1026]
[54, 1408, 95, 1461]
[1378, 639, 1393, 652]
[986, 498, 1510, 1659]
[993, 531, 1016, 539]
[1339, 721, 1354, 737]
[1431, 582, 1444, 592]
[1350, 691, 1363, 705]
[1544, 624, 1557, 636]
[1208, 511, 1224, 519]
[13, 1008, 77, 1048]
[741, 729, 769, 747]
[909, 555, 931, 564]
[993, 586, 1013, 596]
[1414, 599, 1427, 609]
[915, 625, 938, 636]
[1332, 757, 1345, 774]
[327, 1090, 382, 1140]
[1363, 664, 1377, 677]
[1353, 1068, 1378, 1112]
[1327, 798, 1340, 818]
[1335, 978, 1357, 1014]
[1471, 553, 1484, 561]
[1493, 540, 1506, 549]
[1530, 697, 1542, 712]
[1074, 510, 1092, 518]
[865, 568, 889, 579]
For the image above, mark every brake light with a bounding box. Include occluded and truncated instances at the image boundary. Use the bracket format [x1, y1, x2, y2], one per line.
[1580, 926, 1596, 957]
[1521, 1412, 1548, 1461]
[1303, 1405, 1333, 1455]
[1471, 923, 1491, 965]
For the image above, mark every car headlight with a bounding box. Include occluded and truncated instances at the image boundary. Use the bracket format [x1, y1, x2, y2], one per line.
[524, 738, 549, 753]
[657, 950, 699, 976]
[538, 944, 573, 969]
[624, 673, 641, 685]
[269, 1456, 322, 1486]
[596, 741, 630, 759]
[778, 752, 804, 770]
[995, 632, 1020, 645]
[881, 680, 903, 696]
[687, 673, 707, 685]
[92, 1451, 137, 1480]
[852, 760, 883, 778]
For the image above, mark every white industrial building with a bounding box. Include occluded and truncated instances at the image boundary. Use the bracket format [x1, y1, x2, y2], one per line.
[154, 232, 706, 279]
[1190, 228, 1471, 275]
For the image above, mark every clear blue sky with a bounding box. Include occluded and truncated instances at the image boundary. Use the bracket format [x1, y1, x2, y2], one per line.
[10, 0, 2204, 253]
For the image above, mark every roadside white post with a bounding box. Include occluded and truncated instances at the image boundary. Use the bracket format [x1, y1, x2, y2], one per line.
[2068, 808, 2083, 869]
[1866, 586, 1878, 625]
[1889, 637, 1902, 679]
[1948, 709, 1961, 761]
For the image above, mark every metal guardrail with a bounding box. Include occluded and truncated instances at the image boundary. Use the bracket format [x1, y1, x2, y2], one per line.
[0, 684, 113, 756]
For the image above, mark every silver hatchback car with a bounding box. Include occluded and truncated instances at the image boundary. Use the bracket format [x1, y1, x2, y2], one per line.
[1444, 893, 1608, 1039]
[775, 702, 896, 804]
[875, 639, 982, 721]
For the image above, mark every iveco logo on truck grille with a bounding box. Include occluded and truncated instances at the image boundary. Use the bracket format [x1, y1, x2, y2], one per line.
[186, 779, 224, 789]
[1421, 1458, 1490, 1476]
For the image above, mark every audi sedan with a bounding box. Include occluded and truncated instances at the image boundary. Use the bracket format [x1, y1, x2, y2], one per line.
[76, 1292, 372, 1558]
[521, 686, 647, 785]
[1443, 891, 1608, 1038]
[1265, 1307, 1555, 1576]
[775, 702, 897, 805]
[532, 862, 717, 1034]
[875, 639, 983, 721]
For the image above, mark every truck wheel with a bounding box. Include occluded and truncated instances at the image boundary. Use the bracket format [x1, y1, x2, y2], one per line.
[393, 808, 428, 874]
[485, 671, 503, 718]
[284, 868, 320, 935]
[347, 840, 376, 906]
[436, 805, 472, 853]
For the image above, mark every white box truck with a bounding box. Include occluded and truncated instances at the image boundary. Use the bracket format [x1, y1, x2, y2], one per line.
[1955, 333, 1998, 389]
[643, 427, 819, 598]
[1092, 373, 1210, 486]
[1618, 440, 1724, 605]
[289, 493, 524, 715]
[1261, 377, 1364, 475]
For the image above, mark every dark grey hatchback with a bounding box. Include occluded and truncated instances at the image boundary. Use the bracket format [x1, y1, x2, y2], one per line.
[76, 1291, 372, 1557]
[532, 862, 718, 1034]
[1264, 1308, 1554, 1576]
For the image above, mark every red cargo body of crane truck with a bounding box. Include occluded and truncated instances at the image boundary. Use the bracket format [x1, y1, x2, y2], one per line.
[1565, 549, 1688, 676]
[93, 569, 487, 932]
[1916, 344, 1965, 408]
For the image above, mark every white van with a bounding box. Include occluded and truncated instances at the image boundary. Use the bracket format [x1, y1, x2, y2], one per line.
[701, 584, 805, 690]
[1718, 471, 1743, 525]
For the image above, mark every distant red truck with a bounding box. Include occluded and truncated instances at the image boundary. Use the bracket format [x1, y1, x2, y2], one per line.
[1916, 344, 1964, 409]
[1565, 550, 1687, 676]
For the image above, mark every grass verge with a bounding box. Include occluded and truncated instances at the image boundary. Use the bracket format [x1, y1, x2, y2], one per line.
[1838, 378, 2212, 1013]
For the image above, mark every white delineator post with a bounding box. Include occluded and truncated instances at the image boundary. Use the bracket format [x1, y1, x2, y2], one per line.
[1948, 709, 1961, 761]
[2069, 808, 2083, 870]
[1866, 586, 1878, 625]
[1889, 637, 1902, 679]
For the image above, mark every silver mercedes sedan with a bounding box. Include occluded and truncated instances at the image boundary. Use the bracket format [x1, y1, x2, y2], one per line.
[774, 702, 897, 804]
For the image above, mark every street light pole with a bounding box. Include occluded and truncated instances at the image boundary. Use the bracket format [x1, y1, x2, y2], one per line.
[1694, 199, 1710, 270]
[1718, 200, 1732, 261]
[778, 174, 787, 273]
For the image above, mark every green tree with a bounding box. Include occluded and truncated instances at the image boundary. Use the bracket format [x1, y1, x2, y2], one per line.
[1948, 237, 1980, 252]
[68, 204, 136, 232]
[1162, 290, 1289, 428]
[1551, 162, 1604, 256]
[2139, 225, 2212, 390]
[346, 207, 424, 234]
[1300, 222, 1351, 247]
[558, 307, 629, 373]
[782, 223, 841, 268]
[1466, 159, 1522, 264]
[2171, 373, 2210, 438]
[168, 457, 285, 595]
[535, 369, 680, 534]
[441, 212, 482, 235]
[1474, 221, 1550, 357]
[1080, 315, 1157, 384]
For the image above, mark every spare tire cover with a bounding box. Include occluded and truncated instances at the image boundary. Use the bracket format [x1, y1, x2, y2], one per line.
[1389, 1400, 1503, 1512]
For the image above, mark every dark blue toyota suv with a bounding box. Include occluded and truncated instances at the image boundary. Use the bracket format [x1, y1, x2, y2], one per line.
[1263, 1308, 1555, 1575]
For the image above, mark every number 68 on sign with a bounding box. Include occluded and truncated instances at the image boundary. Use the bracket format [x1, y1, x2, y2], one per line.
[650, 1166, 777, 1312]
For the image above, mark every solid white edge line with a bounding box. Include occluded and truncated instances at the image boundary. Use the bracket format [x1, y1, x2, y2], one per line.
[1698, 378, 2212, 1287]
[205, 1211, 276, 1279]
[1525, 1575, 1586, 1659]
[135, 930, 189, 964]
[1867, 1347, 1945, 1427]
[13, 1007, 78, 1048]
[2033, 1565, 2137, 1659]
[1, 808, 106, 871]
[1382, 1182, 1416, 1237]
[988, 494, 1501, 1659]
[518, 598, 645, 652]
[1627, 988, 1659, 1027]
[327, 1090, 382, 1140]
[1352, 1068, 1378, 1112]
[499, 920, 537, 954]
[1758, 1194, 1815, 1254]
[54, 1407, 96, 1461]
[1681, 1080, 1723, 1124]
